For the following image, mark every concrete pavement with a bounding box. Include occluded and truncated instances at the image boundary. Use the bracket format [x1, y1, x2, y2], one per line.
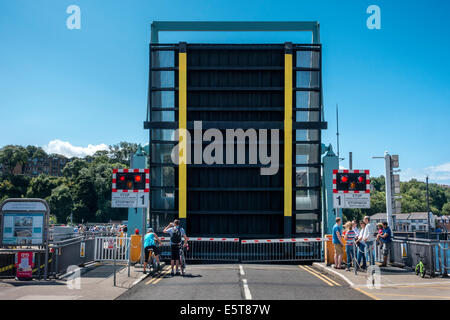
[118, 263, 370, 300]
[313, 262, 450, 300]
[0, 262, 162, 300]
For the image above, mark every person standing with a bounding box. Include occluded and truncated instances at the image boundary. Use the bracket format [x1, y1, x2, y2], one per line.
[163, 220, 189, 276]
[377, 222, 392, 267]
[362, 216, 376, 265]
[356, 221, 367, 270]
[332, 217, 344, 269]
[352, 220, 360, 238]
[344, 222, 356, 271]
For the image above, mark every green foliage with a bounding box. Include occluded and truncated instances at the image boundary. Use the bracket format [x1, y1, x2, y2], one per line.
[108, 142, 139, 165]
[0, 143, 137, 224]
[0, 145, 28, 174]
[26, 175, 64, 199]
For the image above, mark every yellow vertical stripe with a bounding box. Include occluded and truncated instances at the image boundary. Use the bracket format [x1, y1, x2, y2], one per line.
[284, 53, 293, 217]
[179, 52, 187, 219]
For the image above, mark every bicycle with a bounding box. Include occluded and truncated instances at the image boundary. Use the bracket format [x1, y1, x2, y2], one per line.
[148, 248, 161, 273]
[179, 243, 188, 276]
[415, 253, 426, 278]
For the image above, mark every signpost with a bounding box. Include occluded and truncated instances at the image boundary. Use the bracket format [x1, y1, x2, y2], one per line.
[332, 170, 371, 209]
[111, 169, 149, 209]
[0, 198, 50, 280]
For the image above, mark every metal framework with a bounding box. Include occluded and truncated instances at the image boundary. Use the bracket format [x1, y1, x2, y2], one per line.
[145, 21, 327, 238]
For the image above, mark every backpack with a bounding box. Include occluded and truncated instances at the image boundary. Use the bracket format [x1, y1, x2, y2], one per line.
[171, 227, 182, 244]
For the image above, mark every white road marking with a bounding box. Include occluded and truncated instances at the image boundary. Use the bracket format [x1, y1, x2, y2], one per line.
[239, 265, 245, 276]
[242, 279, 252, 300]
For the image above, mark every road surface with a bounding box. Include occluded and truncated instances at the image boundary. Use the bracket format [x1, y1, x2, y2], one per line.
[118, 263, 370, 300]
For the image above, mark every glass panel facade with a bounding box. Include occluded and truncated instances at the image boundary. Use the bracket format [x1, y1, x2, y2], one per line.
[295, 144, 319, 165]
[151, 51, 175, 68]
[296, 91, 320, 109]
[151, 129, 176, 141]
[296, 129, 319, 142]
[151, 189, 175, 210]
[296, 51, 320, 69]
[296, 71, 320, 88]
[151, 144, 175, 164]
[151, 91, 175, 109]
[295, 213, 319, 234]
[295, 167, 320, 188]
[295, 190, 319, 210]
[151, 166, 175, 187]
[152, 71, 175, 88]
[151, 110, 175, 122]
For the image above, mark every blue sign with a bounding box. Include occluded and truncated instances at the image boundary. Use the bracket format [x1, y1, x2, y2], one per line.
[2, 212, 45, 245]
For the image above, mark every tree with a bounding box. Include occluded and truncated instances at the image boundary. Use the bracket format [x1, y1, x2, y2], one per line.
[108, 142, 138, 165]
[0, 145, 28, 174]
[62, 159, 88, 178]
[442, 202, 450, 215]
[26, 145, 47, 159]
[26, 175, 63, 199]
[48, 184, 74, 223]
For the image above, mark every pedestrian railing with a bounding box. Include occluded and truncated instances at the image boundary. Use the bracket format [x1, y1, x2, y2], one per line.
[94, 237, 130, 262]
[158, 237, 241, 262]
[375, 237, 450, 277]
[240, 238, 324, 263]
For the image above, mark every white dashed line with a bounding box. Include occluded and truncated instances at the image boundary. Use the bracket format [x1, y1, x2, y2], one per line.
[242, 279, 252, 300]
[239, 265, 245, 276]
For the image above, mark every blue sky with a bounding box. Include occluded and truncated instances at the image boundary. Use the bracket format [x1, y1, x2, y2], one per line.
[0, 0, 449, 183]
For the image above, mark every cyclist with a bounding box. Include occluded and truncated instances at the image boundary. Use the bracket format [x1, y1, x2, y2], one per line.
[143, 228, 162, 274]
[163, 219, 189, 276]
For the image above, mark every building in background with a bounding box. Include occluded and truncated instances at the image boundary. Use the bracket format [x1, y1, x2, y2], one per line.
[0, 154, 70, 177]
[371, 212, 437, 232]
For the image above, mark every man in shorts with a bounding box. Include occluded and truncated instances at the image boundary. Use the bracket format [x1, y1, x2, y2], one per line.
[332, 217, 344, 269]
[163, 220, 189, 276]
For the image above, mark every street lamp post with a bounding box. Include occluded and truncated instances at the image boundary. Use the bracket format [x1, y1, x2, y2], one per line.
[426, 176, 431, 239]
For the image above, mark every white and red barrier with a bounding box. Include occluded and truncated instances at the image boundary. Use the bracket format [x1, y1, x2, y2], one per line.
[159, 237, 239, 242]
[241, 238, 326, 244]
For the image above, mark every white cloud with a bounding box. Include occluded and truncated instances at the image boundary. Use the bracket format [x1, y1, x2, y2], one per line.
[401, 162, 450, 184]
[43, 140, 108, 158]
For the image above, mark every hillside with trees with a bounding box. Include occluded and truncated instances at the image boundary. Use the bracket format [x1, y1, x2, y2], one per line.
[0, 143, 139, 224]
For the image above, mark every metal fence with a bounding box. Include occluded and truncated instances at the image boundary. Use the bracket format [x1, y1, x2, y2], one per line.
[94, 237, 130, 262]
[241, 238, 323, 263]
[50, 236, 96, 275]
[376, 237, 450, 277]
[434, 241, 450, 276]
[159, 237, 241, 262]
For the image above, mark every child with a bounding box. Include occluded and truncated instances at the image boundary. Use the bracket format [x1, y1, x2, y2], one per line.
[344, 221, 356, 271]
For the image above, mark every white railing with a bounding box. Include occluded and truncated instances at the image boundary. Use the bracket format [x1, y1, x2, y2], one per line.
[94, 237, 130, 262]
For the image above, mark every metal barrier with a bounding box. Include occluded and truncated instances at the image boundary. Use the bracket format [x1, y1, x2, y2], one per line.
[50, 237, 95, 275]
[434, 241, 450, 276]
[94, 237, 130, 262]
[375, 237, 450, 277]
[158, 237, 241, 262]
[241, 238, 323, 263]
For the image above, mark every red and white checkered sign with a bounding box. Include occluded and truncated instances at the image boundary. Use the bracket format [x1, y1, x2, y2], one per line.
[112, 168, 150, 193]
[332, 169, 370, 194]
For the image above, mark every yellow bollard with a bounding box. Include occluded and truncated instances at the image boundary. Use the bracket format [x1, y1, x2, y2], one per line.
[324, 234, 347, 266]
[130, 235, 142, 263]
